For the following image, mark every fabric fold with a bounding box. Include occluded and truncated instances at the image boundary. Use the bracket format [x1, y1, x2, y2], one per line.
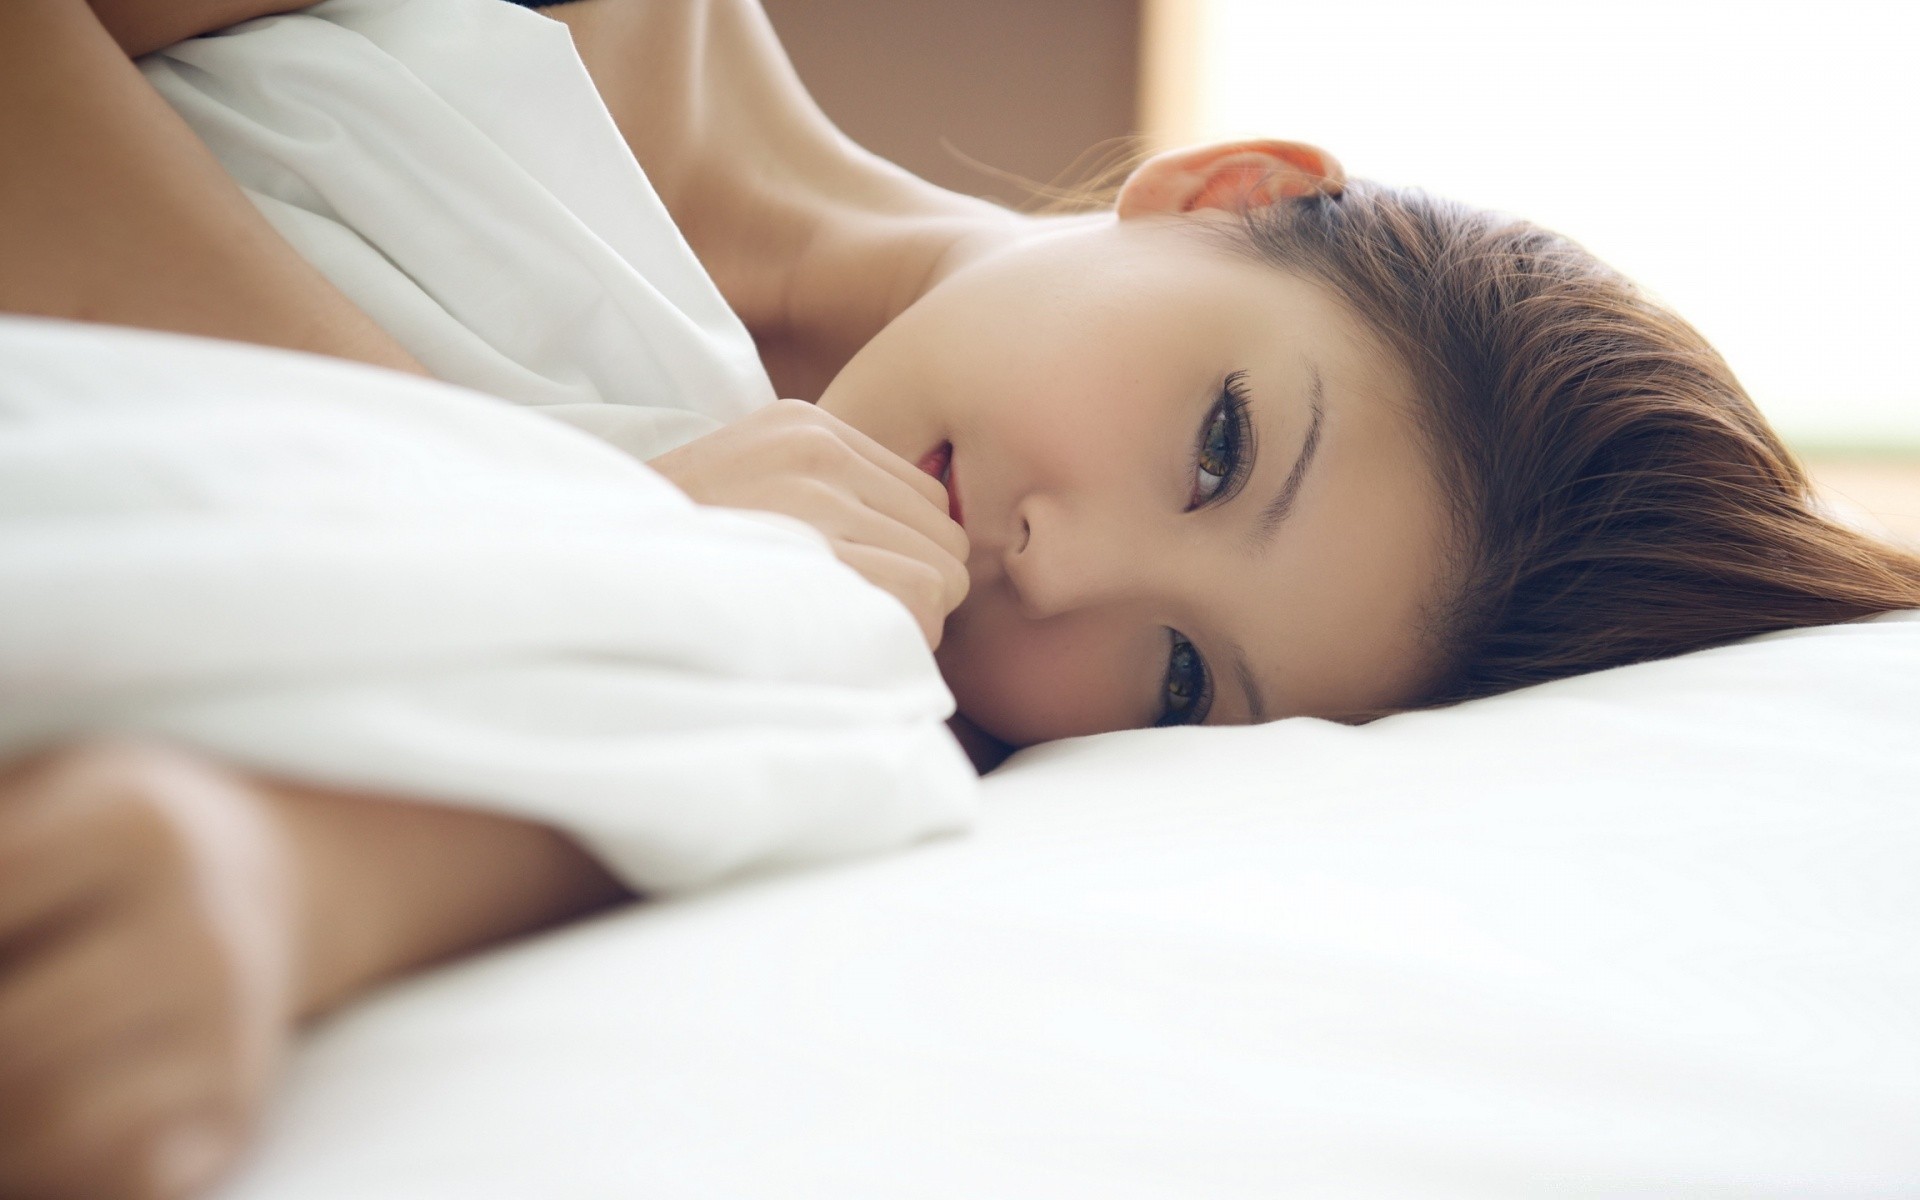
[141, 0, 778, 458]
[0, 318, 977, 893]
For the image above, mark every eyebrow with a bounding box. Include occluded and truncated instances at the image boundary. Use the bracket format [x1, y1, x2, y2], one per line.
[1224, 366, 1326, 725]
[1255, 367, 1326, 547]
[1230, 646, 1267, 725]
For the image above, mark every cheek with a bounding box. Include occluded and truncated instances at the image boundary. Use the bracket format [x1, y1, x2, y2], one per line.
[934, 287, 1173, 470]
[936, 601, 1144, 745]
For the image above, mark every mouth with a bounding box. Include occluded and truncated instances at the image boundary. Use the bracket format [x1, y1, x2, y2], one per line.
[915, 441, 962, 526]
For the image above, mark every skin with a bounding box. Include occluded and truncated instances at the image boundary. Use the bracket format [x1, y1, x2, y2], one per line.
[0, 740, 628, 1200]
[541, 1, 1459, 746]
[817, 206, 1453, 744]
[0, 3, 1457, 1195]
[0, 0, 427, 377]
[24, 0, 1457, 748]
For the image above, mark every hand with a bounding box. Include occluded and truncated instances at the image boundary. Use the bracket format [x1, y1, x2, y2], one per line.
[0, 740, 298, 1200]
[648, 398, 970, 647]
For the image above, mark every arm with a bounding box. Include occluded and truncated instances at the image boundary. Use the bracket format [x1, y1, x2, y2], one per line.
[267, 764, 633, 1020]
[0, 741, 630, 1200]
[546, 0, 996, 343]
[0, 0, 428, 376]
[86, 0, 317, 58]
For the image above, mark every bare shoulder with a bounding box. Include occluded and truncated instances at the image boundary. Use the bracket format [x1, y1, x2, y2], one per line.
[516, 0, 599, 36]
[523, 0, 724, 195]
[528, 0, 708, 79]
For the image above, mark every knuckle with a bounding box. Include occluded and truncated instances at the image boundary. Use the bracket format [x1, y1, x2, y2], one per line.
[18, 1066, 239, 1200]
[903, 559, 945, 610]
[141, 1112, 242, 1200]
[14, 1091, 128, 1197]
[73, 751, 207, 876]
[792, 477, 840, 508]
[0, 741, 186, 867]
[944, 560, 972, 606]
[59, 739, 180, 803]
[941, 523, 970, 561]
[915, 470, 948, 504]
[787, 424, 845, 471]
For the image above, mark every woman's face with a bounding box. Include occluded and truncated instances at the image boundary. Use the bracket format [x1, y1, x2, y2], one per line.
[817, 212, 1452, 747]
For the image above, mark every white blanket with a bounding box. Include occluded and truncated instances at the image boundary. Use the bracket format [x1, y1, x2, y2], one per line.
[0, 317, 976, 892]
[0, 0, 986, 889]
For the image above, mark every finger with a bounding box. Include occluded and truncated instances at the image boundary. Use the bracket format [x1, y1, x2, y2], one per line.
[144, 1107, 241, 1200]
[827, 505, 970, 616]
[834, 446, 970, 568]
[0, 906, 170, 1087]
[0, 751, 134, 945]
[766, 419, 968, 568]
[1, 1044, 232, 1200]
[765, 478, 968, 614]
[718, 467, 970, 613]
[790, 404, 959, 525]
[836, 544, 955, 649]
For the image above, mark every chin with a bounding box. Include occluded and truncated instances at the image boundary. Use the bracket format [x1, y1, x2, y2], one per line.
[937, 637, 1028, 748]
[940, 652, 1082, 750]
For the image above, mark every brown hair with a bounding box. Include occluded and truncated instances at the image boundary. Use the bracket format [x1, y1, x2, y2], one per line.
[1200, 180, 1920, 719]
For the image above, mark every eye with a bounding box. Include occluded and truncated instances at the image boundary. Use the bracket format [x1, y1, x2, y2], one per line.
[1187, 370, 1256, 511]
[1154, 629, 1214, 727]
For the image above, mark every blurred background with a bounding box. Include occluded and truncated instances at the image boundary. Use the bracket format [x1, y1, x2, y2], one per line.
[760, 0, 1920, 543]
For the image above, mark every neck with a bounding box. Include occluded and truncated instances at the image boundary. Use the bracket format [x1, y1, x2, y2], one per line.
[555, 0, 1070, 398]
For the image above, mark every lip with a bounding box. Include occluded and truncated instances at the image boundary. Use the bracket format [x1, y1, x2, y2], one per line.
[915, 441, 962, 527]
[945, 453, 963, 526]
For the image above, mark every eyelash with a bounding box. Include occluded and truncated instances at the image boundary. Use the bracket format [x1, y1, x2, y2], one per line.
[1159, 372, 1254, 727]
[1186, 369, 1255, 511]
[1154, 629, 1212, 727]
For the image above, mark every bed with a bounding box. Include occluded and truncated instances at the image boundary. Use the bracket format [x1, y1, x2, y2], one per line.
[210, 604, 1920, 1199]
[7, 1, 1912, 1192]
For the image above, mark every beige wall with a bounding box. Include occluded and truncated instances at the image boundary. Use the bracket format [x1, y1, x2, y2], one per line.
[1806, 459, 1920, 550]
[758, 4, 1920, 554]
[759, 0, 1142, 203]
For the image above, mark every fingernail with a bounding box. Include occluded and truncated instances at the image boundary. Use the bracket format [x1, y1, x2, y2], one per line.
[149, 1119, 229, 1197]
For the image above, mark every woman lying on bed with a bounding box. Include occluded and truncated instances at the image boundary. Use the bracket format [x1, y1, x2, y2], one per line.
[4, 0, 1920, 1196]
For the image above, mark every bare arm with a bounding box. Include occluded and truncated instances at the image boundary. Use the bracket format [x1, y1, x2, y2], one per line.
[0, 0, 428, 375]
[0, 742, 631, 1199]
[265, 770, 634, 1020]
[86, 0, 316, 58]
[546, 0, 843, 218]
[547, 0, 995, 344]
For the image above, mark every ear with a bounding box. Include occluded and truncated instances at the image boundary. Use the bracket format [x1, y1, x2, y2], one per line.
[1114, 140, 1345, 220]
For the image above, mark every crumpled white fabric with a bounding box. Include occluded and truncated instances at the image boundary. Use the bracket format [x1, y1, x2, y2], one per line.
[12, 0, 981, 889]
[0, 317, 976, 893]
[141, 0, 775, 461]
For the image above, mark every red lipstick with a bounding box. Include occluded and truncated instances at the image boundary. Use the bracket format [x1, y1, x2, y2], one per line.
[915, 442, 949, 480]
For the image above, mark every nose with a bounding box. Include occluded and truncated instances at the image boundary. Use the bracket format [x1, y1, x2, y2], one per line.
[1003, 490, 1148, 620]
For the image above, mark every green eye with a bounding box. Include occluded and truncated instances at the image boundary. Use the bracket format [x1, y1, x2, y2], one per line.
[1155, 630, 1212, 727]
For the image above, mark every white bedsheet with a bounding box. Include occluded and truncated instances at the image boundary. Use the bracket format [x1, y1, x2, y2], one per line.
[213, 607, 1920, 1198]
[0, 317, 974, 892]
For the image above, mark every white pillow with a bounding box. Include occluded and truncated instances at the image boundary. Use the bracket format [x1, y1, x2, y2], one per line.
[217, 611, 1920, 1199]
